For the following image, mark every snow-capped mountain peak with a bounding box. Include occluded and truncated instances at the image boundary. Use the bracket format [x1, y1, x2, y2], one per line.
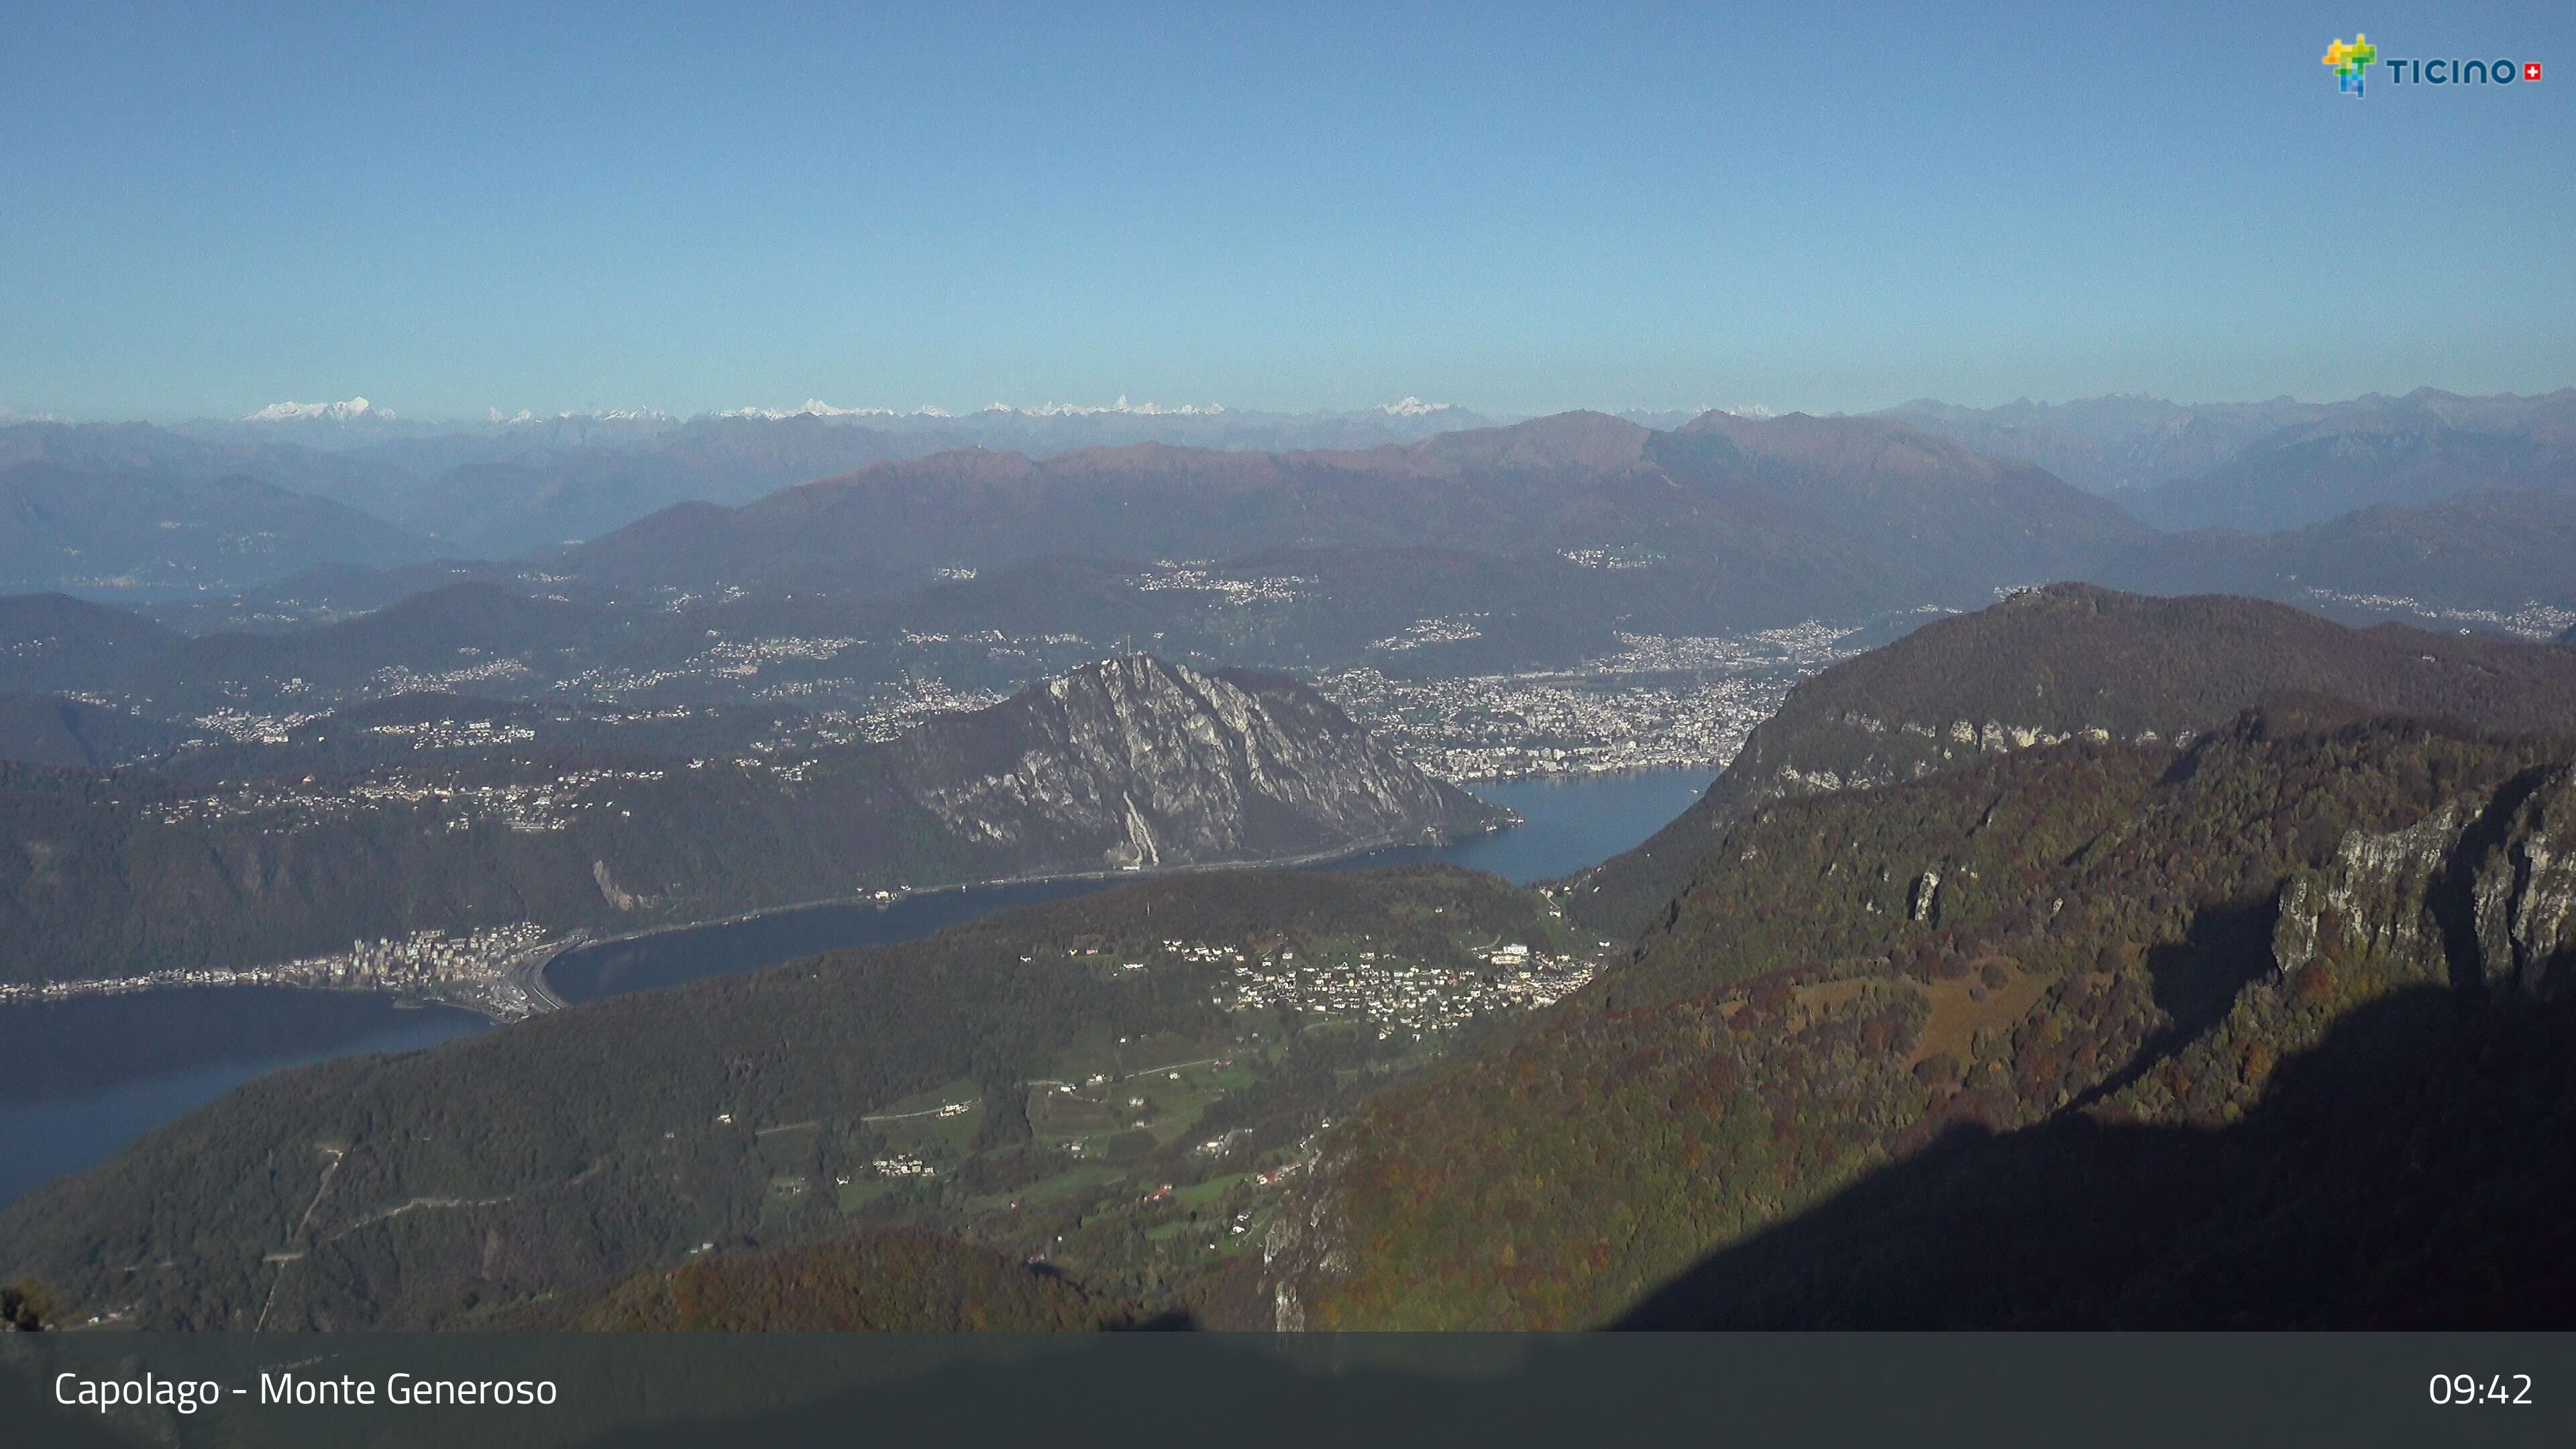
[1379, 396, 1452, 417]
[716, 399, 909, 420]
[243, 396, 394, 423]
[989, 396, 1228, 417]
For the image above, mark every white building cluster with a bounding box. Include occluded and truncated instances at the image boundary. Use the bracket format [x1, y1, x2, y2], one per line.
[0, 920, 559, 1020]
[1220, 941, 1597, 1038]
[1320, 621, 1872, 781]
[1132, 561, 1312, 606]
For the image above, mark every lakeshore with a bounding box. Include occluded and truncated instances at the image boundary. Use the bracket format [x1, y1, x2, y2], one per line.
[0, 767, 1711, 1208]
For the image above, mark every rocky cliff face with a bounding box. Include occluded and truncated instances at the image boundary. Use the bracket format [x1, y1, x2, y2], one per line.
[2474, 771, 2576, 997]
[888, 655, 1501, 871]
[2275, 764, 2576, 1002]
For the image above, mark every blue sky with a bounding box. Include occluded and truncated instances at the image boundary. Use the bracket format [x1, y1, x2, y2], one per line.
[3, 1, 2569, 421]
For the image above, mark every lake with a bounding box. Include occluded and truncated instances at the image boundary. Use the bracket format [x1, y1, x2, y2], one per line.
[549, 767, 1711, 1002]
[0, 767, 1710, 1207]
[0, 989, 487, 1208]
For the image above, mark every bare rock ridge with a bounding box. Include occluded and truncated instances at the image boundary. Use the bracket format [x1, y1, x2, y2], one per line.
[2270, 762, 2576, 1000]
[885, 655, 1500, 870]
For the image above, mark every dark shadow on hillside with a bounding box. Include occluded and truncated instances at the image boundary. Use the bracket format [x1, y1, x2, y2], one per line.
[2065, 896, 2279, 1113]
[2143, 898, 2280, 1049]
[1614, 985, 2576, 1328]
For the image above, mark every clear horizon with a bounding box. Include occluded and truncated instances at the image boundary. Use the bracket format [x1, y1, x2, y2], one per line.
[6, 1, 2570, 421]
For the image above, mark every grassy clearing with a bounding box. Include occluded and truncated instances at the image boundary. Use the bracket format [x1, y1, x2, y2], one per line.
[1907, 957, 2053, 1068]
[1175, 1172, 1248, 1208]
[835, 1177, 902, 1213]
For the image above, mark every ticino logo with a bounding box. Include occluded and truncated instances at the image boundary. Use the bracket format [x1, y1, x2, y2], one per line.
[2322, 34, 2541, 97]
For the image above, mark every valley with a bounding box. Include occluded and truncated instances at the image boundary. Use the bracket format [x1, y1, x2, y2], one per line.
[8, 400, 2576, 1342]
[0, 765, 1704, 1214]
[0, 867, 1609, 1330]
[16, 581, 2576, 1336]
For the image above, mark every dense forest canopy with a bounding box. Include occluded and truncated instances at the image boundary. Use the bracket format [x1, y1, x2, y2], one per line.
[1267, 706, 2576, 1328]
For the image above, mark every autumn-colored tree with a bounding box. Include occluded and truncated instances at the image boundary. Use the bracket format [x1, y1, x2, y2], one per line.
[2, 1278, 56, 1331]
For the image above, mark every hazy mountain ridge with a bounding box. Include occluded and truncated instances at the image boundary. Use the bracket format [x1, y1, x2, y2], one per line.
[1878, 394, 2330, 494]
[3, 407, 1509, 592]
[0, 692, 174, 769]
[123, 580, 618, 703]
[0, 419, 419, 512]
[1880, 388, 2576, 525]
[175, 402, 1512, 556]
[23, 392, 2574, 672]
[552, 410, 2146, 627]
[0, 459, 437, 598]
[380, 415, 933, 557]
[0, 592, 182, 694]
[18, 389, 2575, 615]
[2099, 488, 2576, 623]
[2131, 391, 2576, 532]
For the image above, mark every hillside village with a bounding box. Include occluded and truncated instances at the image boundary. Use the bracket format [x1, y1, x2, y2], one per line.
[0, 920, 566, 1020]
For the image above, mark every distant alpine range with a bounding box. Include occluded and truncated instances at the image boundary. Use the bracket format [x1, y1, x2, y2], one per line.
[5, 388, 2571, 639]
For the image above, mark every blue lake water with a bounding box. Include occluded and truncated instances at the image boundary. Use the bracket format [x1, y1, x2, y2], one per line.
[0, 767, 1711, 1206]
[1316, 769, 1714, 884]
[0, 989, 487, 1208]
[549, 767, 1712, 1003]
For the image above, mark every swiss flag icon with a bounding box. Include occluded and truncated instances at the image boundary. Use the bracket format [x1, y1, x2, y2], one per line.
[2525, 62, 2542, 81]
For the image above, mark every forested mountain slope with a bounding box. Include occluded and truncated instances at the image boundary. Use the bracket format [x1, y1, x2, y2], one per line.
[0, 692, 173, 768]
[1570, 585, 2576, 938]
[0, 867, 1564, 1329]
[1267, 705, 2576, 1328]
[580, 1226, 1122, 1332]
[0, 591, 182, 694]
